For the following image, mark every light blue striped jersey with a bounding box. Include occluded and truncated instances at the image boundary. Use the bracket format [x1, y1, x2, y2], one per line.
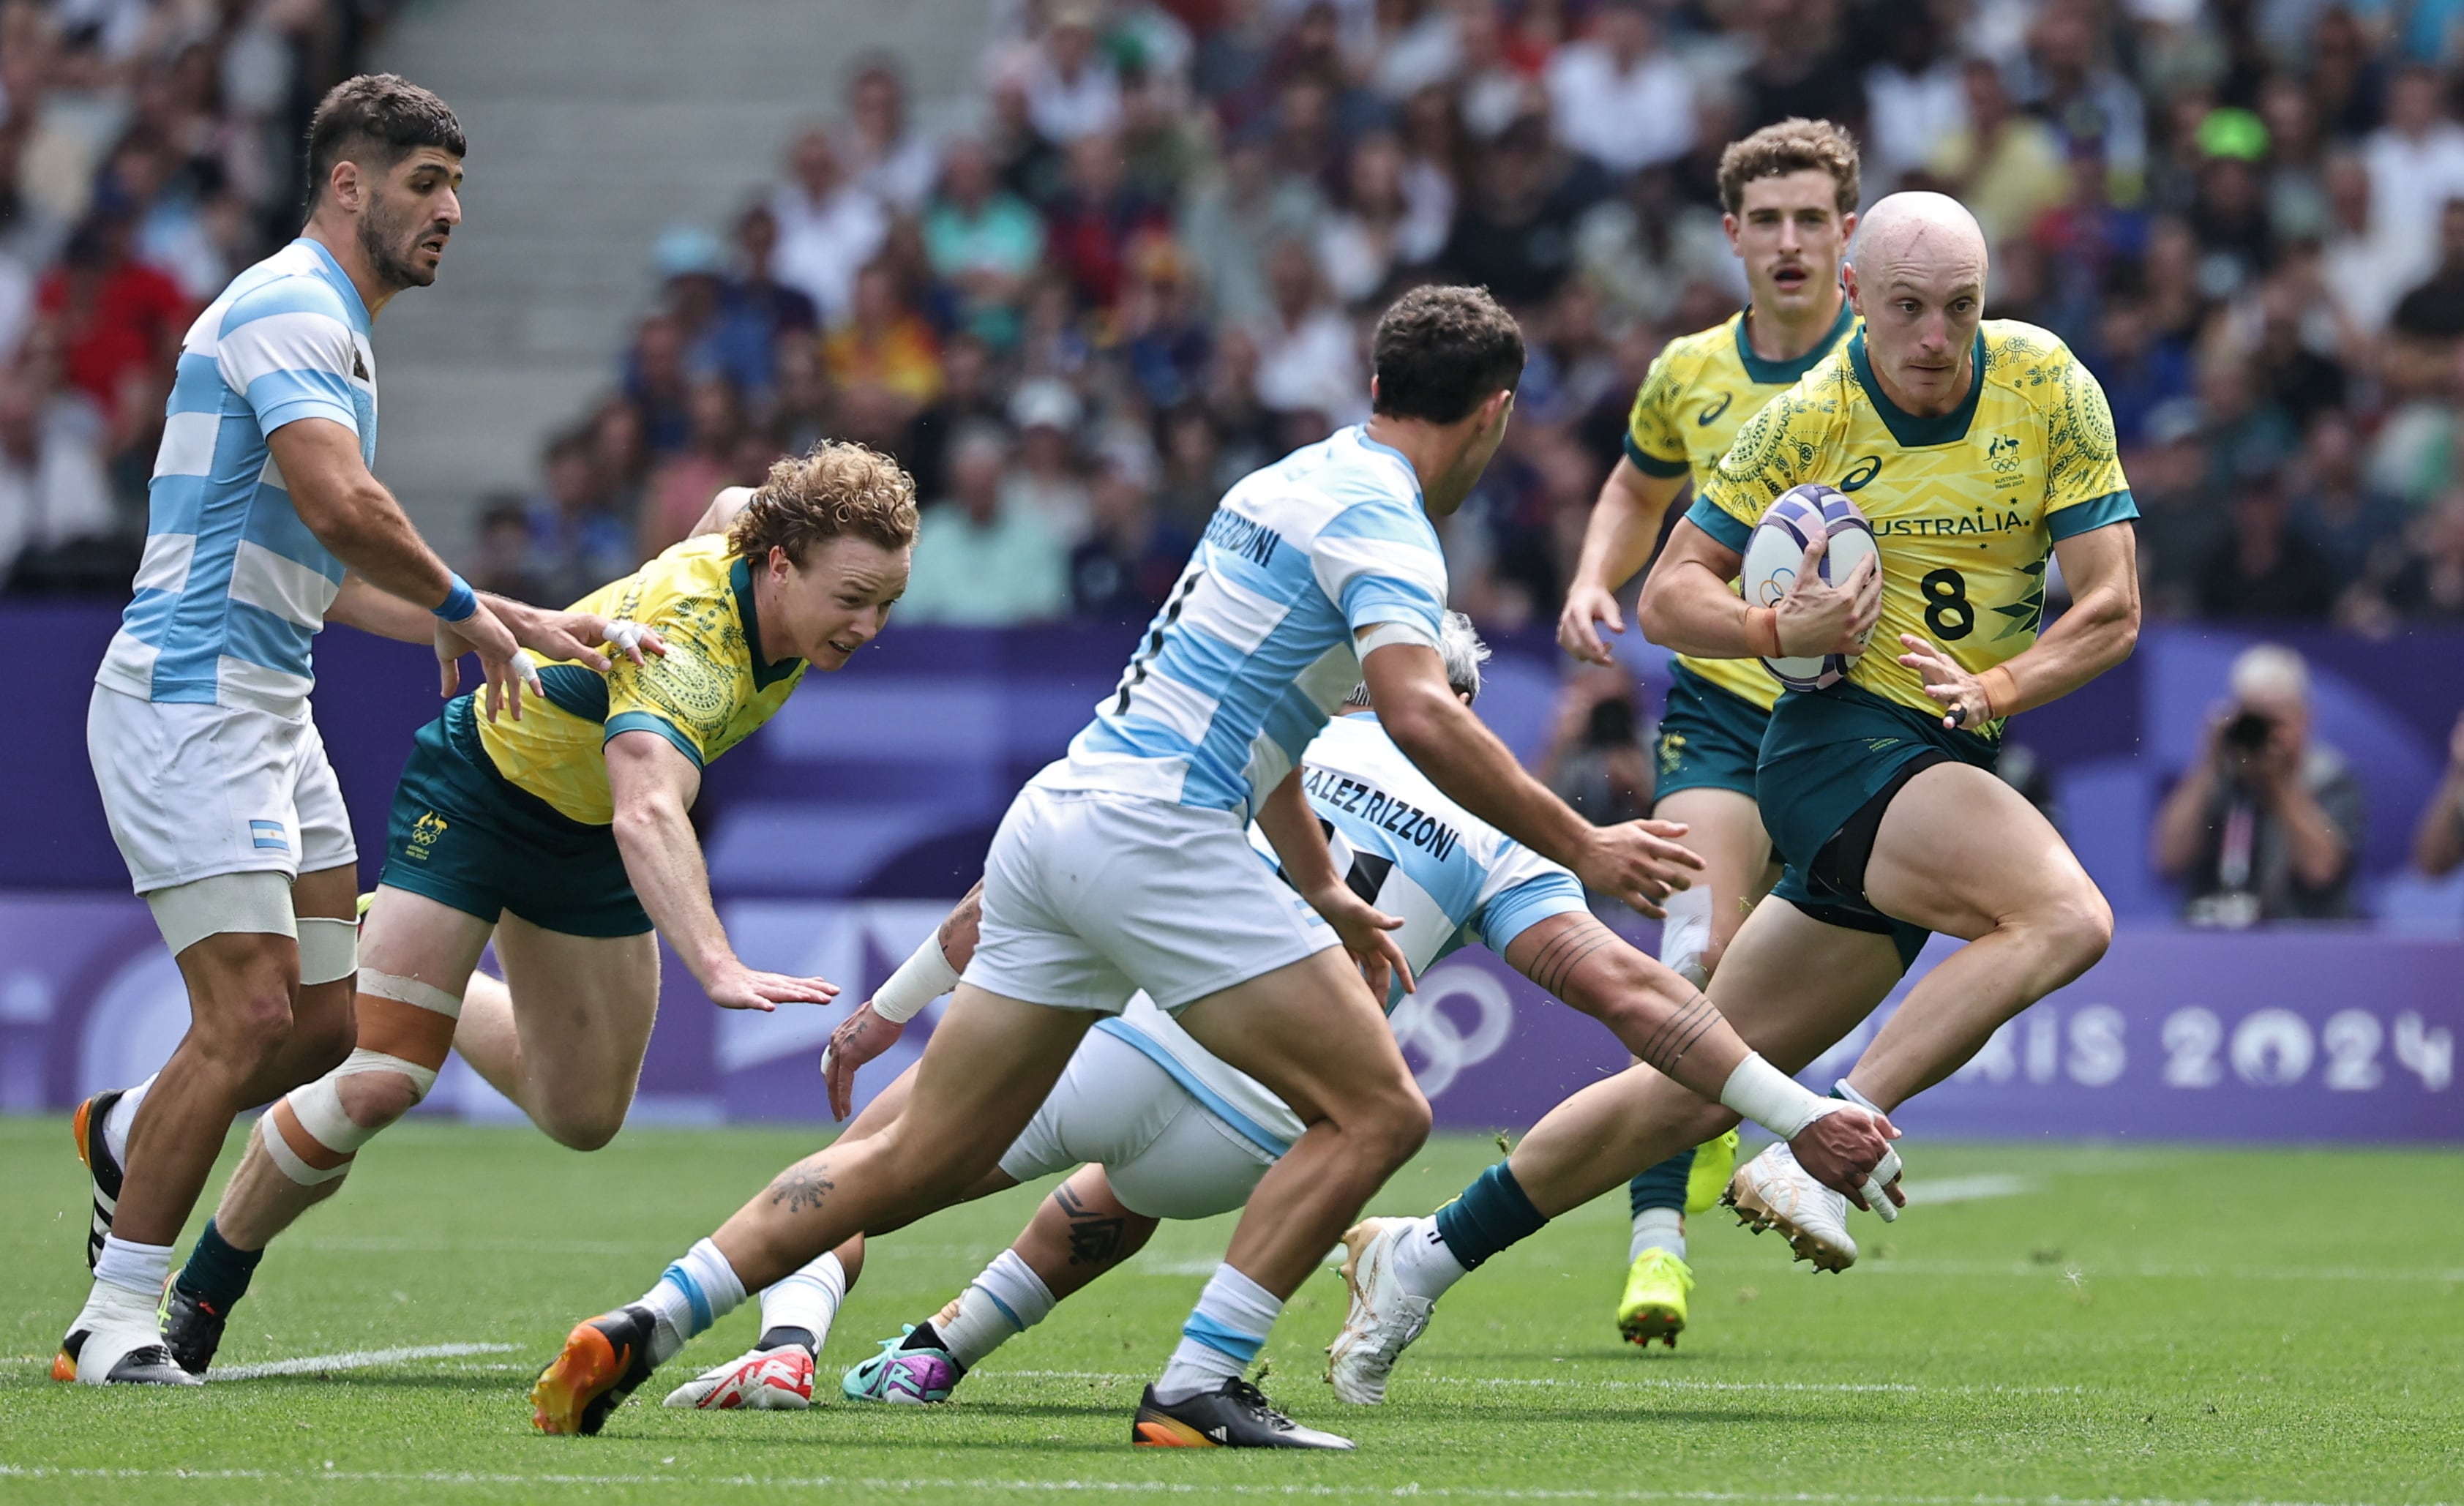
[1037, 425, 1450, 819]
[95, 239, 376, 716]
[1097, 711, 1590, 1154]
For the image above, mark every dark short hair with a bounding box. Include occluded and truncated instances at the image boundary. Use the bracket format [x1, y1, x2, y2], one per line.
[305, 74, 465, 209]
[1371, 285, 1524, 424]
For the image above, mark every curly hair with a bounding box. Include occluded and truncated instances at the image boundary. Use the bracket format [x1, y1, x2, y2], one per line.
[727, 441, 920, 563]
[1717, 118, 1861, 217]
[1371, 284, 1526, 425]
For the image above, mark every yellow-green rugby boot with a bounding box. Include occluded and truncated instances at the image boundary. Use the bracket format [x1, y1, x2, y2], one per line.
[1616, 1247, 1696, 1348]
[1685, 1130, 1740, 1215]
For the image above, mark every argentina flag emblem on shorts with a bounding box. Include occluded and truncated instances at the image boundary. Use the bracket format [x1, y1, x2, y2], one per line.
[250, 820, 290, 852]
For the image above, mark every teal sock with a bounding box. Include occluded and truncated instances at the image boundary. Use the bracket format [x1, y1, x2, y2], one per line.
[1627, 1149, 1694, 1219]
[1433, 1161, 1547, 1271]
[173, 1219, 262, 1314]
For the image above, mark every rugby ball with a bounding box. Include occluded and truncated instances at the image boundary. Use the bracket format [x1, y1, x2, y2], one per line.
[1740, 482, 1879, 692]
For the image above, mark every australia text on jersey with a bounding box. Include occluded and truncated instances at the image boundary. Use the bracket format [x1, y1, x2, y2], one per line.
[1300, 764, 1464, 864]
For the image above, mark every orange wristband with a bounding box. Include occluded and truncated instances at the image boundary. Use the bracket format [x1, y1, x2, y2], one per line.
[1977, 665, 2019, 720]
[1745, 606, 1784, 658]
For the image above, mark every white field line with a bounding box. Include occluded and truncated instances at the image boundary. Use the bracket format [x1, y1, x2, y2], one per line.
[211, 1343, 518, 1379]
[1908, 1174, 2036, 1204]
[1857, 1259, 2464, 1283]
[986, 1370, 2081, 1396]
[0, 1466, 2438, 1506]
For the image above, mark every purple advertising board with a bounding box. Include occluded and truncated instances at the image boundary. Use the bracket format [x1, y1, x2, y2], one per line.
[3, 894, 2452, 1142]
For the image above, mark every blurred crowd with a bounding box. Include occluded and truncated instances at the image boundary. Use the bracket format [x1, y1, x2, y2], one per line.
[0, 0, 392, 593]
[480, 0, 2464, 633]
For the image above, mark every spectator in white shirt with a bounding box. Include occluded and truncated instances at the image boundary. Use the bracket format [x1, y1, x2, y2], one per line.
[2363, 64, 2464, 291]
[843, 56, 938, 213]
[0, 372, 113, 588]
[901, 424, 1071, 625]
[1864, 23, 1966, 193]
[2321, 149, 2424, 336]
[1543, 0, 1695, 175]
[1251, 238, 1363, 421]
[1021, 3, 1123, 146]
[768, 124, 888, 327]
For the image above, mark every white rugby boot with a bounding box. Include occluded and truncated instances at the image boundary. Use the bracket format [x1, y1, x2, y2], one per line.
[1325, 1218, 1435, 1405]
[1724, 1142, 1857, 1272]
[662, 1343, 815, 1410]
[56, 1281, 197, 1386]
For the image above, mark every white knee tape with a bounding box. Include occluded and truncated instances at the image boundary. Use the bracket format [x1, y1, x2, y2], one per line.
[274, 1049, 438, 1183]
[143, 870, 295, 959]
[296, 916, 359, 986]
[332, 1046, 441, 1098]
[356, 970, 463, 1019]
[258, 1112, 351, 1186]
[1658, 883, 1714, 989]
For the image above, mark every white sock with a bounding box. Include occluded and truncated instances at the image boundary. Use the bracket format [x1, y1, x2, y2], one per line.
[1154, 1264, 1281, 1404]
[70, 1272, 160, 1341]
[92, 1234, 174, 1300]
[757, 1252, 847, 1352]
[1629, 1207, 1686, 1263]
[1389, 1216, 1470, 1301]
[637, 1237, 747, 1366]
[102, 1075, 157, 1165]
[1658, 883, 1714, 990]
[937, 1249, 1056, 1368]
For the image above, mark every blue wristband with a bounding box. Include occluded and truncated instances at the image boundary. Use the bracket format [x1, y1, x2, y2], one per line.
[433, 574, 479, 623]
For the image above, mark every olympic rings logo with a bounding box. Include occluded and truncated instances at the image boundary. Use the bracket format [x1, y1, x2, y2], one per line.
[1390, 964, 1516, 1098]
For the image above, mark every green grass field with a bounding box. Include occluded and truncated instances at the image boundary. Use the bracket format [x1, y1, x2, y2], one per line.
[1, 1119, 2458, 1504]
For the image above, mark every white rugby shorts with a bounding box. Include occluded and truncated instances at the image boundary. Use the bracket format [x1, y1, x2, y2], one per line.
[998, 1023, 1276, 1221]
[87, 683, 356, 894]
[965, 783, 1337, 1014]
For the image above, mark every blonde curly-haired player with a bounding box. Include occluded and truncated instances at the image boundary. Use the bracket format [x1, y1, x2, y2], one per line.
[135, 452, 917, 1376]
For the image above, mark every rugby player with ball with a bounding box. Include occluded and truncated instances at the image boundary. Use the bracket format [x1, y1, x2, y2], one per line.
[1327, 192, 2141, 1405]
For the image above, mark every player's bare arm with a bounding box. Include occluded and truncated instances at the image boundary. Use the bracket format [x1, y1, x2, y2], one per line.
[1499, 910, 1895, 1196]
[1636, 520, 1879, 662]
[1896, 522, 2141, 730]
[327, 574, 666, 683]
[1559, 460, 1687, 664]
[1360, 639, 1702, 916]
[604, 730, 837, 1014]
[1255, 766, 1412, 997]
[271, 416, 531, 712]
[824, 883, 984, 1120]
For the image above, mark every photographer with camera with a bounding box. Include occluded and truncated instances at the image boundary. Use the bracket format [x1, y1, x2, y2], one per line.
[2153, 643, 2364, 926]
[1538, 666, 1658, 908]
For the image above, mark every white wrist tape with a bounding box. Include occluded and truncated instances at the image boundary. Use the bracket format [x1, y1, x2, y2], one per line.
[1716, 1053, 1831, 1139]
[871, 932, 960, 1024]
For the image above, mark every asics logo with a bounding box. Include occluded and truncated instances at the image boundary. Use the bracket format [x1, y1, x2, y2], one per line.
[1840, 455, 1883, 491]
[1697, 393, 1734, 426]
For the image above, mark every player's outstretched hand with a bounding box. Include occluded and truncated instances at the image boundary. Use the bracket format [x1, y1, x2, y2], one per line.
[1577, 818, 1705, 919]
[528, 611, 667, 673]
[438, 602, 542, 723]
[1557, 580, 1625, 666]
[1773, 530, 1881, 656]
[1303, 880, 1415, 1002]
[1789, 1102, 1906, 1217]
[821, 1000, 904, 1121]
[1897, 633, 1990, 731]
[705, 960, 839, 1014]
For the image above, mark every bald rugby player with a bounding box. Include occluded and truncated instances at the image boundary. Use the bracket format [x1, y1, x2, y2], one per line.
[1325, 192, 2141, 1404]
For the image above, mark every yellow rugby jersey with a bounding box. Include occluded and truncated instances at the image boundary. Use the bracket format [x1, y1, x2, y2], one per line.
[1623, 299, 1856, 711]
[1691, 320, 2134, 733]
[475, 534, 807, 825]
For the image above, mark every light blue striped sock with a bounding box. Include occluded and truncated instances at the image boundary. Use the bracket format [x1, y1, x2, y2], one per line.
[1155, 1265, 1281, 1404]
[637, 1237, 746, 1365]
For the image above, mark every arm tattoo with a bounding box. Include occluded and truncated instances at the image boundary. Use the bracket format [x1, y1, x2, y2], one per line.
[1635, 992, 1722, 1076]
[1524, 917, 1617, 998]
[1052, 1183, 1128, 1267]
[766, 1163, 836, 1215]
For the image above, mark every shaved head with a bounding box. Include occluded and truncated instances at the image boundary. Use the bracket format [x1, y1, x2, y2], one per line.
[1850, 192, 1988, 282]
[1843, 192, 1989, 417]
